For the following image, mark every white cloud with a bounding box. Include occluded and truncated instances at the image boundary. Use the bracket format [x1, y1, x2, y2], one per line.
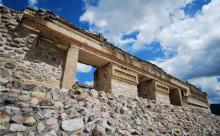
[152, 0, 220, 80]
[28, 0, 38, 9]
[80, 0, 193, 49]
[84, 81, 94, 86]
[189, 76, 220, 103]
[77, 62, 92, 73]
[80, 0, 220, 102]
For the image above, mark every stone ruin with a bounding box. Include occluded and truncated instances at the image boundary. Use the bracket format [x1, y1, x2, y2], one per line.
[1, 6, 220, 136]
[0, 6, 209, 108]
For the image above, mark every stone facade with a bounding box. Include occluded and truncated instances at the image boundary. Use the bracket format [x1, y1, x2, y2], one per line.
[0, 7, 65, 88]
[0, 6, 209, 108]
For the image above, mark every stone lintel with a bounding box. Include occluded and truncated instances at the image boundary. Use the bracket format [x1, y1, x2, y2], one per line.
[186, 97, 209, 108]
[61, 44, 79, 89]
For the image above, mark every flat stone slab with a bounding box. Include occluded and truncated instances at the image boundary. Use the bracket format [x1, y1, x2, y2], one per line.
[61, 118, 84, 132]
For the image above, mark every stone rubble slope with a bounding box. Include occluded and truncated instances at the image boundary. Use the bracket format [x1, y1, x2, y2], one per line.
[0, 81, 219, 136]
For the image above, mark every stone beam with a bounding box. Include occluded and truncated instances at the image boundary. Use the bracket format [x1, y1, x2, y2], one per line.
[186, 97, 209, 108]
[61, 45, 79, 89]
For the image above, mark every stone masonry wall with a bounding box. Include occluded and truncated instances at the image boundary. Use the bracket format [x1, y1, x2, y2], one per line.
[0, 8, 65, 88]
[111, 79, 137, 97]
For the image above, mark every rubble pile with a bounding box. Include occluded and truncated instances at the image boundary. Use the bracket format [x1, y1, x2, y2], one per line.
[0, 81, 219, 136]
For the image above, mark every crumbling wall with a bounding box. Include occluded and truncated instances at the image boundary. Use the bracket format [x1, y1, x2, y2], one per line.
[0, 7, 65, 88]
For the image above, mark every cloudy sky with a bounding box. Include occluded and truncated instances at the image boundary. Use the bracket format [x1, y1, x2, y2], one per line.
[2, 0, 220, 103]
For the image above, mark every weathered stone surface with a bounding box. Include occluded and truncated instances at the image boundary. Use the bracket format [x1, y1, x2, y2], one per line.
[19, 95, 30, 101]
[31, 91, 46, 102]
[11, 115, 23, 124]
[0, 112, 10, 134]
[0, 78, 8, 85]
[24, 116, 37, 126]
[61, 118, 84, 132]
[13, 38, 25, 44]
[44, 130, 57, 136]
[4, 62, 16, 69]
[46, 117, 58, 125]
[0, 68, 10, 77]
[9, 124, 26, 132]
[23, 84, 37, 91]
[14, 49, 24, 54]
[37, 122, 45, 133]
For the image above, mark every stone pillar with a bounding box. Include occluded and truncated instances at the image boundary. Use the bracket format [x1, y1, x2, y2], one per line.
[94, 63, 138, 97]
[61, 44, 79, 89]
[94, 63, 112, 93]
[138, 80, 170, 104]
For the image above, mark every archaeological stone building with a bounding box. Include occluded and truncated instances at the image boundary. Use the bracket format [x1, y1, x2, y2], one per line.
[0, 6, 209, 108]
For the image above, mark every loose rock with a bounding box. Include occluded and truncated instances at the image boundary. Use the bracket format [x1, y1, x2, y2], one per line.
[61, 118, 84, 132]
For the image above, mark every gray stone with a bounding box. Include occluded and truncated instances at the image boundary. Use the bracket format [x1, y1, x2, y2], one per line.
[11, 115, 23, 124]
[4, 46, 13, 51]
[14, 49, 24, 54]
[0, 112, 10, 134]
[30, 98, 39, 107]
[37, 122, 45, 133]
[5, 106, 21, 116]
[0, 78, 8, 85]
[44, 109, 57, 118]
[92, 125, 105, 136]
[10, 43, 20, 47]
[4, 62, 16, 69]
[61, 118, 84, 132]
[23, 84, 37, 91]
[0, 68, 10, 77]
[9, 124, 26, 132]
[43, 130, 57, 136]
[90, 89, 99, 97]
[77, 107, 88, 116]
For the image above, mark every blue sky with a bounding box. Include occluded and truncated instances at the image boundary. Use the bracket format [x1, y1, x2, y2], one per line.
[1, 0, 220, 103]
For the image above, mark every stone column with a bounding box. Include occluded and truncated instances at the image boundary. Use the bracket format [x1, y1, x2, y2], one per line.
[94, 63, 138, 97]
[61, 44, 79, 89]
[94, 63, 112, 93]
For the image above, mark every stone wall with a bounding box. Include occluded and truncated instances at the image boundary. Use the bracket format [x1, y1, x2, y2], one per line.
[0, 8, 65, 88]
[155, 91, 170, 104]
[111, 79, 137, 97]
